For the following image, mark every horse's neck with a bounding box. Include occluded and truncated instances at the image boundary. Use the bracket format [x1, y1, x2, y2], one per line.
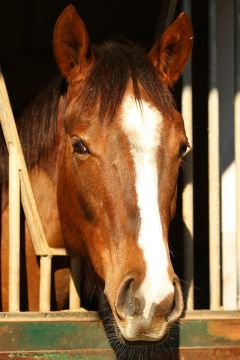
[29, 165, 64, 248]
[1, 94, 65, 249]
[1, 163, 64, 249]
[29, 96, 66, 249]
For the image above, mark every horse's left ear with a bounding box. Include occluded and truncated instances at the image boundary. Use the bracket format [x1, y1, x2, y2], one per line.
[53, 5, 92, 78]
[149, 12, 193, 87]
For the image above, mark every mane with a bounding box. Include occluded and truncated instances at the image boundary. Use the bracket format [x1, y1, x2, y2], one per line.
[0, 41, 175, 184]
[0, 76, 64, 184]
[73, 41, 175, 122]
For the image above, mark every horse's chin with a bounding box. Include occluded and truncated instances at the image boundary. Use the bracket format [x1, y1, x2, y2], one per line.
[114, 321, 169, 347]
[98, 295, 174, 360]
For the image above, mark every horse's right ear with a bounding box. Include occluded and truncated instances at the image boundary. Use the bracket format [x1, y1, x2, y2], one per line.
[149, 13, 193, 87]
[53, 5, 92, 78]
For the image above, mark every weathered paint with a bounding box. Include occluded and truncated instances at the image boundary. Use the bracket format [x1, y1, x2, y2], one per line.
[0, 311, 239, 358]
[180, 319, 240, 347]
[208, 319, 240, 341]
[0, 321, 109, 351]
[3, 350, 115, 360]
[1, 348, 240, 360]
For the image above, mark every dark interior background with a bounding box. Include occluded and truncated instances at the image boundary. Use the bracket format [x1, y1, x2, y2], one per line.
[0, 0, 209, 309]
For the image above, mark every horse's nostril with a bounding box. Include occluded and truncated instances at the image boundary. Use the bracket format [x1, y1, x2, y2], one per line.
[116, 277, 136, 319]
[167, 277, 184, 323]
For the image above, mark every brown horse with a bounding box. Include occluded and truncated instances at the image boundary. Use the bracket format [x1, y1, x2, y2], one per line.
[0, 4, 193, 351]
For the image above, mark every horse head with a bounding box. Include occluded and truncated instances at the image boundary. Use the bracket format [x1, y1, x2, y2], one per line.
[53, 5, 193, 345]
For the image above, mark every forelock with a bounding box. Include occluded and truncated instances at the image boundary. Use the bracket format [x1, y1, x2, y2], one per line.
[72, 41, 175, 122]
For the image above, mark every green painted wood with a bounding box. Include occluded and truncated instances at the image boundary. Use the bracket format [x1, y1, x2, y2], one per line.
[180, 319, 240, 347]
[1, 319, 239, 352]
[0, 321, 109, 351]
[0, 311, 239, 356]
[2, 348, 240, 360]
[0, 350, 115, 360]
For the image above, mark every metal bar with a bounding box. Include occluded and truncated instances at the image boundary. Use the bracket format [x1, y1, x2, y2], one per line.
[39, 256, 52, 312]
[8, 143, 20, 312]
[182, 0, 194, 311]
[208, 0, 221, 310]
[235, 0, 240, 310]
[69, 257, 81, 310]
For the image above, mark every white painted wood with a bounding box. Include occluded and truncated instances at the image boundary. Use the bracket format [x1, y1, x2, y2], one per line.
[0, 69, 66, 257]
[235, 0, 240, 310]
[221, 165, 237, 309]
[0, 69, 69, 310]
[182, 0, 194, 311]
[69, 257, 81, 310]
[39, 256, 52, 312]
[8, 143, 20, 312]
[219, 0, 237, 310]
[208, 0, 221, 310]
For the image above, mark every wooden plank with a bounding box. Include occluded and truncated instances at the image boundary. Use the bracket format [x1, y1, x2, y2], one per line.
[235, 0, 240, 310]
[208, 0, 221, 310]
[0, 315, 239, 352]
[179, 348, 240, 360]
[181, 0, 194, 311]
[1, 348, 240, 360]
[0, 350, 116, 360]
[0, 321, 109, 351]
[39, 256, 52, 312]
[0, 309, 239, 321]
[0, 69, 66, 257]
[8, 143, 20, 312]
[219, 0, 237, 311]
[69, 257, 81, 310]
[184, 309, 240, 319]
[0, 310, 101, 322]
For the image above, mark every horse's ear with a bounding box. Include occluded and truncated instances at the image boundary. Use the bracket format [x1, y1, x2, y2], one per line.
[53, 5, 92, 78]
[149, 12, 193, 87]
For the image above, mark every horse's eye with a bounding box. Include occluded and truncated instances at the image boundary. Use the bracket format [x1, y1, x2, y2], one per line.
[179, 142, 189, 157]
[72, 137, 89, 155]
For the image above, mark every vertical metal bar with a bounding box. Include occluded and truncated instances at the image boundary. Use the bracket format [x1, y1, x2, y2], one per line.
[235, 0, 240, 309]
[39, 256, 52, 312]
[69, 257, 81, 310]
[208, 0, 221, 310]
[8, 143, 20, 312]
[182, 0, 194, 311]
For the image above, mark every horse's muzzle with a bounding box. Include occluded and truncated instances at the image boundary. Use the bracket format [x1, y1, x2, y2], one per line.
[113, 275, 183, 343]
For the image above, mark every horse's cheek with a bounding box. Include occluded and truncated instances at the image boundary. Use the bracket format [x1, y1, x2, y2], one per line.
[56, 160, 82, 254]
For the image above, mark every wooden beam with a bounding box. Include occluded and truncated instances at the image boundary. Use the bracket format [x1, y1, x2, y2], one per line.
[39, 256, 52, 312]
[0, 312, 239, 355]
[235, 0, 240, 310]
[0, 69, 66, 257]
[182, 0, 194, 311]
[208, 0, 221, 310]
[69, 257, 81, 310]
[8, 143, 20, 312]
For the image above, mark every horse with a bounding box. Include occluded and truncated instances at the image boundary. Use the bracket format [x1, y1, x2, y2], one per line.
[0, 4, 193, 354]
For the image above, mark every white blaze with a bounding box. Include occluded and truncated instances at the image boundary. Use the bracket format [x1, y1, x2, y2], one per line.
[122, 96, 174, 319]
